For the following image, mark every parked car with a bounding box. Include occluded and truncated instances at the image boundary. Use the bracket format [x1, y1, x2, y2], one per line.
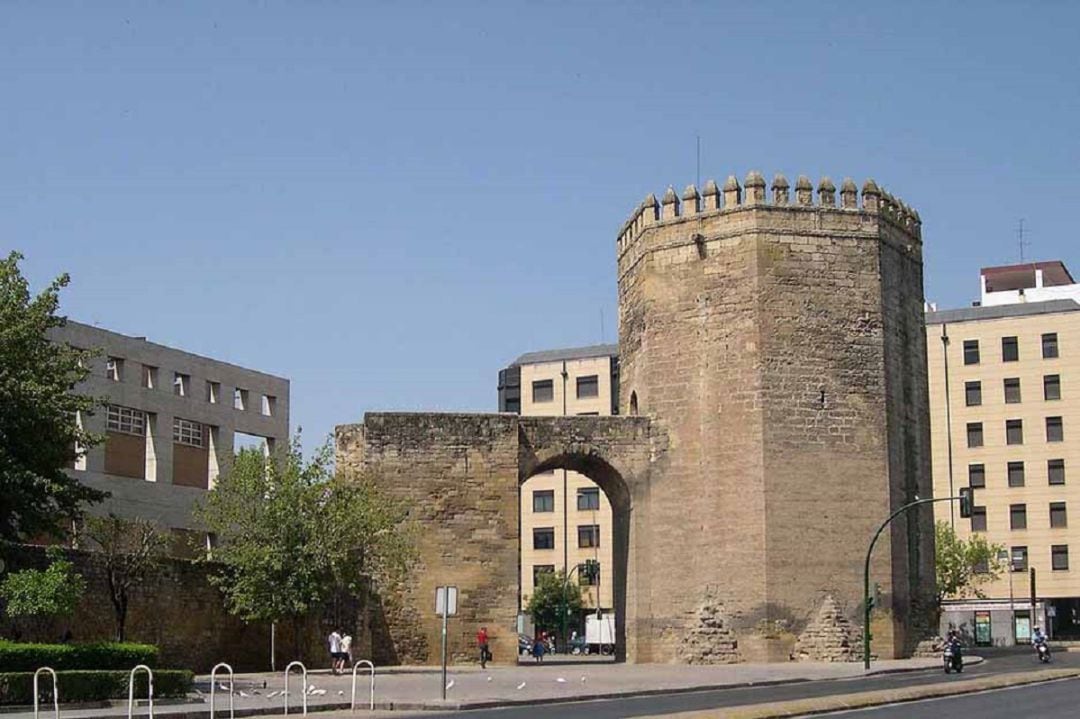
[518, 633, 532, 655]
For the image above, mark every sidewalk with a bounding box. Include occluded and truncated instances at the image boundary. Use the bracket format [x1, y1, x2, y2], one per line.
[2, 657, 961, 717]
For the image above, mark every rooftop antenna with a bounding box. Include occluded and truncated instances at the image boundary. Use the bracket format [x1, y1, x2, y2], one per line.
[1018, 218, 1031, 262]
[600, 307, 605, 344]
[696, 135, 701, 190]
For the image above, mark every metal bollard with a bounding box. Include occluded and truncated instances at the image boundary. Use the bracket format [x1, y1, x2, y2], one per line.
[33, 667, 59, 719]
[349, 660, 375, 711]
[127, 665, 154, 719]
[209, 662, 235, 719]
[283, 661, 307, 716]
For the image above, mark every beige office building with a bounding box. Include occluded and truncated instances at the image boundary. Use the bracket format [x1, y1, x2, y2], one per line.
[497, 345, 618, 626]
[928, 262, 1080, 645]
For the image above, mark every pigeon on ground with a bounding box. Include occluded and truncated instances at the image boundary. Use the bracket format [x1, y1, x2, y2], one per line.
[219, 684, 230, 691]
[486, 676, 493, 682]
[445, 680, 455, 691]
[580, 676, 586, 683]
[337, 691, 344, 696]
[516, 682, 526, 690]
[238, 691, 250, 697]
[556, 677, 566, 683]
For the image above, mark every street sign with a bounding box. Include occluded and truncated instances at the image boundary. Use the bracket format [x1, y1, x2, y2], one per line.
[435, 586, 458, 617]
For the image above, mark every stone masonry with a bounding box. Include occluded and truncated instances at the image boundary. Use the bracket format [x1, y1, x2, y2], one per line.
[335, 170, 936, 665]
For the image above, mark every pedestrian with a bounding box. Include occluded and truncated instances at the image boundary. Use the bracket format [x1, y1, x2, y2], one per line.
[328, 629, 343, 674]
[341, 633, 353, 669]
[532, 634, 545, 663]
[477, 626, 490, 669]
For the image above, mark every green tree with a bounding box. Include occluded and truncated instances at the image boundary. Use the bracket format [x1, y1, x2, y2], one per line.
[195, 441, 413, 627]
[526, 570, 584, 635]
[935, 520, 1005, 603]
[0, 251, 104, 542]
[83, 515, 166, 641]
[0, 546, 86, 639]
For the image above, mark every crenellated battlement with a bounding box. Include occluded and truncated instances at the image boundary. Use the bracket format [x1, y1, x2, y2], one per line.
[616, 171, 921, 259]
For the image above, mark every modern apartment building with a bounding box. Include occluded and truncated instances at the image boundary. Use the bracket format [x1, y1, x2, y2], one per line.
[497, 345, 618, 628]
[928, 261, 1080, 645]
[50, 321, 290, 552]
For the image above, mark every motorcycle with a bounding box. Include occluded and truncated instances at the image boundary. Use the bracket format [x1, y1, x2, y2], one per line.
[943, 641, 963, 673]
[1035, 640, 1052, 663]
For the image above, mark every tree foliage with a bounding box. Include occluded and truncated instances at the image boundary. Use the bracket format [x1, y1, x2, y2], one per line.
[0, 252, 104, 542]
[0, 547, 86, 621]
[196, 441, 414, 624]
[526, 570, 584, 634]
[935, 520, 1005, 603]
[83, 515, 166, 642]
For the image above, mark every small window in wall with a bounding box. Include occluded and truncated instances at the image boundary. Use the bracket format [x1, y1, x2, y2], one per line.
[1003, 378, 1021, 404]
[1049, 459, 1066, 486]
[207, 381, 220, 404]
[173, 372, 190, 397]
[107, 405, 146, 435]
[1044, 375, 1061, 401]
[967, 422, 984, 448]
[971, 506, 987, 532]
[963, 340, 980, 365]
[968, 464, 986, 488]
[1050, 502, 1068, 528]
[1002, 336, 1019, 362]
[1043, 333, 1059, 359]
[576, 375, 599, 399]
[1047, 416, 1064, 442]
[142, 365, 157, 389]
[261, 394, 276, 417]
[172, 417, 205, 447]
[578, 524, 600, 548]
[532, 380, 554, 403]
[1008, 461, 1025, 487]
[965, 381, 982, 407]
[577, 487, 600, 511]
[1010, 504, 1027, 530]
[1006, 419, 1024, 445]
[532, 564, 555, 585]
[533, 527, 555, 550]
[532, 490, 555, 513]
[234, 388, 249, 411]
[504, 398, 521, 413]
[106, 357, 123, 382]
[1052, 545, 1070, 571]
[1011, 546, 1028, 571]
[629, 391, 639, 415]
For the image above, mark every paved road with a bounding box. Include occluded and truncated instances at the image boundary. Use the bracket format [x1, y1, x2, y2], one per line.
[379, 650, 1077, 718]
[820, 675, 1080, 717]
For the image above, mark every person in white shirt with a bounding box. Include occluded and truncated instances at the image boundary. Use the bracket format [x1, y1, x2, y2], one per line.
[328, 630, 343, 674]
[341, 634, 353, 668]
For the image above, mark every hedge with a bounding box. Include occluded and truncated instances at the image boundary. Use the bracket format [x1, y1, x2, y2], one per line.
[0, 670, 193, 704]
[0, 642, 159, 672]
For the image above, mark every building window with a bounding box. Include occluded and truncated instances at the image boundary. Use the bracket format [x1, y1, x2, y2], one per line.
[1003, 378, 1021, 404]
[261, 394, 276, 417]
[106, 405, 146, 436]
[968, 464, 985, 488]
[1049, 459, 1066, 486]
[207, 381, 220, 404]
[142, 365, 157, 389]
[1050, 502, 1068, 528]
[532, 490, 554, 513]
[106, 357, 123, 382]
[1002, 336, 1019, 362]
[1006, 419, 1023, 445]
[576, 375, 599, 399]
[533, 527, 555, 550]
[963, 340, 980, 365]
[577, 487, 600, 511]
[578, 524, 600, 548]
[1008, 461, 1025, 488]
[532, 564, 555, 585]
[1011, 546, 1028, 571]
[172, 417, 205, 448]
[1042, 332, 1059, 359]
[234, 388, 248, 411]
[1047, 416, 1064, 442]
[578, 562, 600, 586]
[971, 506, 987, 532]
[532, 379, 554, 403]
[966, 422, 984, 448]
[504, 397, 520, 413]
[1052, 545, 1069, 571]
[173, 372, 190, 397]
[973, 557, 989, 574]
[1044, 374, 1061, 401]
[1010, 504, 1027, 530]
[965, 381, 982, 407]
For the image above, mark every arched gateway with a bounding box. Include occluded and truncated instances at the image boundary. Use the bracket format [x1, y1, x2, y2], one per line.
[337, 170, 937, 665]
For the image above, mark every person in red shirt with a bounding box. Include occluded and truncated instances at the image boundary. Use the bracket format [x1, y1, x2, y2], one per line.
[477, 626, 490, 668]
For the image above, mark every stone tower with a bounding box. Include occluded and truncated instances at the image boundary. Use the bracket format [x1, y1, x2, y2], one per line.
[616, 172, 935, 661]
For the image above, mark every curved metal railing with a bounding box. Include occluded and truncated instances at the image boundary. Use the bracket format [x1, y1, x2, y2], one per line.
[350, 660, 375, 711]
[209, 662, 235, 719]
[127, 665, 154, 719]
[283, 661, 307, 716]
[33, 667, 59, 719]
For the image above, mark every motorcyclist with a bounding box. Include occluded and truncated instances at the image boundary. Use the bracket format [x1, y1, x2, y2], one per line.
[1033, 626, 1047, 646]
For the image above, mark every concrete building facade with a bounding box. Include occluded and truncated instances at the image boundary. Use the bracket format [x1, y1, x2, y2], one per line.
[50, 321, 289, 550]
[928, 264, 1080, 645]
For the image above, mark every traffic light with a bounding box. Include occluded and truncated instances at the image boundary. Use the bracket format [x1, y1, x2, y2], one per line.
[959, 486, 975, 518]
[583, 559, 600, 582]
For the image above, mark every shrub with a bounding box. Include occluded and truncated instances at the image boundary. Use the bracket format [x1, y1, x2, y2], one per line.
[0, 642, 159, 672]
[0, 670, 192, 704]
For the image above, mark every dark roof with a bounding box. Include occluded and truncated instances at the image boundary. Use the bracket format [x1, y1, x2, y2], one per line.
[926, 299, 1080, 325]
[511, 343, 618, 367]
[981, 261, 1074, 292]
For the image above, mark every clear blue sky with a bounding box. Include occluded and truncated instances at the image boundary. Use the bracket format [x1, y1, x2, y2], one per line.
[6, 2, 1079, 451]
